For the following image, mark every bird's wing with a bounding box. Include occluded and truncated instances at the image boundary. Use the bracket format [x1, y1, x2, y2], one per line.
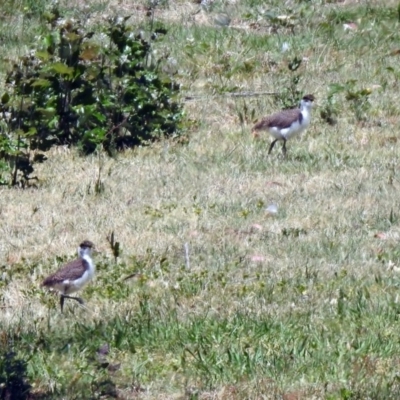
[253, 108, 301, 131]
[42, 259, 89, 286]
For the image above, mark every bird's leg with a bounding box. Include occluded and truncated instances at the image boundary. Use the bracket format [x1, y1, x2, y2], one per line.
[60, 294, 84, 312]
[268, 139, 278, 155]
[60, 295, 64, 313]
[282, 139, 287, 157]
[64, 295, 84, 304]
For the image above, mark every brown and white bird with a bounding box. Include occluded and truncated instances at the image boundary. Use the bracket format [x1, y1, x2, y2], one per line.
[42, 240, 96, 312]
[252, 94, 315, 156]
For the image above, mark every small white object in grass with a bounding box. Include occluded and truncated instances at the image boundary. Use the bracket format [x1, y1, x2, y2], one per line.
[387, 260, 400, 272]
[266, 204, 278, 215]
[163, 57, 178, 75]
[281, 42, 290, 53]
[184, 242, 190, 270]
[329, 298, 338, 305]
[343, 22, 358, 31]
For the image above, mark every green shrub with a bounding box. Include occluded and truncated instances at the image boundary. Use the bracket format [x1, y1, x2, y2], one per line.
[0, 7, 184, 185]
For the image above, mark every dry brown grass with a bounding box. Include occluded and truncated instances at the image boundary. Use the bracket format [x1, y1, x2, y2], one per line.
[1, 0, 400, 398]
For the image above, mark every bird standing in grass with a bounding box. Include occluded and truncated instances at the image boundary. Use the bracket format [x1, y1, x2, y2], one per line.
[252, 94, 315, 156]
[42, 240, 96, 312]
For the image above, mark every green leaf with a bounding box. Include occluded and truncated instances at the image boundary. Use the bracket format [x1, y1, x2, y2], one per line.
[37, 107, 56, 118]
[48, 62, 74, 76]
[26, 127, 38, 136]
[288, 57, 302, 71]
[1, 92, 10, 104]
[91, 112, 107, 123]
[35, 51, 51, 61]
[30, 78, 51, 88]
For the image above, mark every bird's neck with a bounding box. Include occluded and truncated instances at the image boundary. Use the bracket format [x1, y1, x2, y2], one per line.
[300, 101, 311, 111]
[298, 102, 312, 127]
[300, 103, 312, 120]
[82, 253, 95, 273]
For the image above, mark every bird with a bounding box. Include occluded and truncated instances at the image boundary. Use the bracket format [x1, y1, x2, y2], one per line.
[252, 94, 315, 156]
[42, 240, 96, 312]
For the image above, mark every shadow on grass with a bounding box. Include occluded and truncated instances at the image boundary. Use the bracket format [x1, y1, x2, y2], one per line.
[0, 350, 59, 400]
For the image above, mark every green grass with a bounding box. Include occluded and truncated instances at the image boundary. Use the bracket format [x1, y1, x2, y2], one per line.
[5, 273, 400, 398]
[1, 0, 400, 398]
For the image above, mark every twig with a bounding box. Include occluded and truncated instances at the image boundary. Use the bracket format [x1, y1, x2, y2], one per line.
[105, 116, 129, 137]
[184, 91, 278, 101]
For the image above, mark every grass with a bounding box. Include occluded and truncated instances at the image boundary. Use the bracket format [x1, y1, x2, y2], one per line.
[1, 0, 400, 398]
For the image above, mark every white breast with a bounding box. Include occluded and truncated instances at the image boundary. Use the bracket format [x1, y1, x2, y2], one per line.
[269, 111, 310, 140]
[59, 255, 95, 295]
[269, 108, 311, 140]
